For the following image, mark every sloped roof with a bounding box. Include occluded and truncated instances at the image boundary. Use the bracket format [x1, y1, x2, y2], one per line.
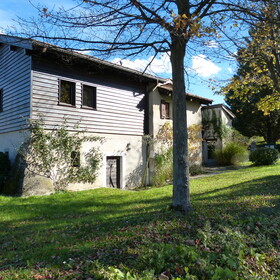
[156, 81, 213, 105]
[32, 39, 167, 83]
[0, 34, 166, 83]
[202, 104, 236, 119]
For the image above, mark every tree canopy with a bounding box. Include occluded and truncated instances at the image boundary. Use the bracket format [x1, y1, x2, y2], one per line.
[221, 1, 280, 113]
[226, 89, 280, 143]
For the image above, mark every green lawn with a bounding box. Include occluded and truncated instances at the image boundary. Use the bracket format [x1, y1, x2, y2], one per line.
[0, 164, 279, 279]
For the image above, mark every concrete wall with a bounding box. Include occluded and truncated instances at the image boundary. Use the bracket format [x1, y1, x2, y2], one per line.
[149, 87, 203, 163]
[214, 108, 233, 149]
[221, 109, 233, 127]
[149, 88, 202, 136]
[201, 106, 234, 163]
[66, 132, 145, 191]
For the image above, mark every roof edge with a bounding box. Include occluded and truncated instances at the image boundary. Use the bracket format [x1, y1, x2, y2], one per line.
[202, 104, 236, 119]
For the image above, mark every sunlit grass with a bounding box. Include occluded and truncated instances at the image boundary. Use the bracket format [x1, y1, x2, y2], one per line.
[0, 163, 279, 279]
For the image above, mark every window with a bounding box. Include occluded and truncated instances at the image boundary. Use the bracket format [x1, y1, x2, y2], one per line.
[71, 151, 80, 167]
[59, 80, 76, 106]
[160, 100, 170, 119]
[0, 89, 3, 112]
[10, 45, 21, 52]
[82, 85, 97, 109]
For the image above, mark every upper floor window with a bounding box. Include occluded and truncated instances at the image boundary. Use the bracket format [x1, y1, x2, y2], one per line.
[160, 99, 170, 119]
[82, 84, 97, 109]
[0, 89, 3, 112]
[10, 45, 22, 52]
[59, 80, 76, 106]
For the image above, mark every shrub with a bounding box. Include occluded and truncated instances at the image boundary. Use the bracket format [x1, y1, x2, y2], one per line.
[189, 164, 204, 176]
[214, 142, 248, 166]
[249, 147, 279, 166]
[21, 118, 102, 191]
[153, 148, 173, 187]
[0, 152, 10, 193]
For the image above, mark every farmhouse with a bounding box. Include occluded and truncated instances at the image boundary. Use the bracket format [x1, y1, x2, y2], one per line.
[0, 35, 215, 195]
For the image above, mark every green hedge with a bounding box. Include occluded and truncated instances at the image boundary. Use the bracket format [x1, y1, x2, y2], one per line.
[249, 147, 279, 166]
[256, 143, 280, 153]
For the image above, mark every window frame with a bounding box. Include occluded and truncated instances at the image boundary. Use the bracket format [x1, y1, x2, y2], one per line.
[81, 84, 97, 110]
[160, 99, 170, 119]
[58, 79, 76, 107]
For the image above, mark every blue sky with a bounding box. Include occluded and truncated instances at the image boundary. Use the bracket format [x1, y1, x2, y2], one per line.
[0, 0, 237, 104]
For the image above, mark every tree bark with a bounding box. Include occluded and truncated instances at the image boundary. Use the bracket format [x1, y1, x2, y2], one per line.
[170, 35, 192, 213]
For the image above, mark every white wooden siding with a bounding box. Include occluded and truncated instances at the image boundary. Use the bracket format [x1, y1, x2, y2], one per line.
[31, 67, 146, 135]
[0, 45, 31, 133]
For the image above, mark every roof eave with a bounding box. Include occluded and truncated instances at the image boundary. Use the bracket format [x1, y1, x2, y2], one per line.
[31, 40, 166, 83]
[158, 87, 213, 105]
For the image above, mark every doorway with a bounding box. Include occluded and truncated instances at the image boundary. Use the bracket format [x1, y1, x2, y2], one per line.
[106, 156, 121, 188]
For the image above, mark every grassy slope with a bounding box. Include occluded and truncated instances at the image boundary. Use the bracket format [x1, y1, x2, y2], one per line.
[0, 164, 279, 279]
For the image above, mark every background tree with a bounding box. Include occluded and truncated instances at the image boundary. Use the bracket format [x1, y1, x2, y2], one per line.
[221, 0, 280, 113]
[226, 89, 280, 143]
[12, 0, 262, 213]
[222, 1, 280, 143]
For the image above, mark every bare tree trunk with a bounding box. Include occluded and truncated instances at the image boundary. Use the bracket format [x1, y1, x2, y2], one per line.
[170, 36, 192, 213]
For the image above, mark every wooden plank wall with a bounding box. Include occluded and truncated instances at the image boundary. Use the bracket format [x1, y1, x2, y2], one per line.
[0, 44, 31, 133]
[31, 62, 146, 136]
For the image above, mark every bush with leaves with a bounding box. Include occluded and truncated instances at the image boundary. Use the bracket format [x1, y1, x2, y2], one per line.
[214, 142, 248, 166]
[152, 123, 173, 187]
[249, 147, 279, 166]
[189, 164, 204, 176]
[0, 152, 10, 192]
[188, 124, 203, 164]
[153, 123, 205, 186]
[153, 148, 173, 187]
[22, 118, 102, 190]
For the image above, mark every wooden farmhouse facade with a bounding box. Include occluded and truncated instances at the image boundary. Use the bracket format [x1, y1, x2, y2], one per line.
[0, 35, 213, 194]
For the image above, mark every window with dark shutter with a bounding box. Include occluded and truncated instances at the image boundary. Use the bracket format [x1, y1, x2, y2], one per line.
[59, 80, 76, 106]
[160, 100, 170, 119]
[82, 85, 97, 109]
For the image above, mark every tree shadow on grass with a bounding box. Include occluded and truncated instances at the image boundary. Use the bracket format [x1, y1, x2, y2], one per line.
[0, 175, 279, 273]
[192, 175, 280, 229]
[0, 189, 174, 270]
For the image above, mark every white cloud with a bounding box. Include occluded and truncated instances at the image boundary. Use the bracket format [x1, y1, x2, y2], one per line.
[204, 40, 219, 48]
[191, 54, 221, 77]
[76, 50, 92, 55]
[227, 67, 233, 74]
[111, 52, 171, 75]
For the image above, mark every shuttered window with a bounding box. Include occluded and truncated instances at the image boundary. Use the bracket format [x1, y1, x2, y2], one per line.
[160, 100, 170, 119]
[82, 85, 97, 109]
[59, 80, 76, 106]
[0, 89, 3, 112]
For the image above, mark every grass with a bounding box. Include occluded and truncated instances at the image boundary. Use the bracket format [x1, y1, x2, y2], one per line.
[0, 163, 279, 279]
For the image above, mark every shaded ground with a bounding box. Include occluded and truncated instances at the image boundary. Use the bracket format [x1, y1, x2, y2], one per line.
[192, 165, 249, 178]
[0, 164, 279, 279]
